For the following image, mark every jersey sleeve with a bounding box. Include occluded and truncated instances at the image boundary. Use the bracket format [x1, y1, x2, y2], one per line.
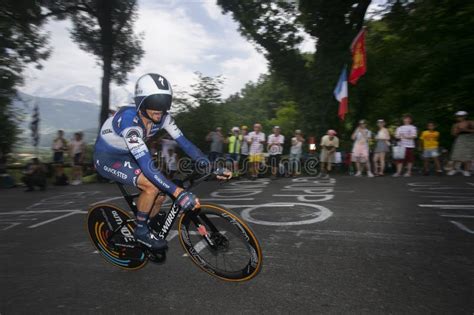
[122, 126, 177, 195]
[162, 114, 207, 162]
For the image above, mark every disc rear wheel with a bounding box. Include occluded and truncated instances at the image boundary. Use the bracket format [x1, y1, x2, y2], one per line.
[87, 204, 147, 270]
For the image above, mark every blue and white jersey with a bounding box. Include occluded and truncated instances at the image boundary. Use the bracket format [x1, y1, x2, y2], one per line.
[95, 106, 205, 195]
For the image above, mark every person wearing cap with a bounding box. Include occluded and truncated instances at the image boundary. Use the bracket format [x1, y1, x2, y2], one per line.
[226, 127, 242, 177]
[319, 130, 339, 179]
[420, 122, 442, 175]
[240, 126, 249, 176]
[247, 123, 266, 180]
[267, 126, 285, 179]
[290, 130, 305, 176]
[373, 119, 391, 176]
[393, 114, 417, 177]
[351, 120, 374, 177]
[448, 111, 473, 176]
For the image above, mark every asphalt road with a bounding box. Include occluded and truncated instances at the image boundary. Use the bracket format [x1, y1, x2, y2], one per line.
[0, 175, 473, 314]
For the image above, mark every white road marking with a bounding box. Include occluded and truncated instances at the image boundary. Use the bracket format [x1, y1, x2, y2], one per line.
[294, 242, 303, 248]
[201, 198, 255, 201]
[241, 203, 332, 226]
[28, 211, 83, 229]
[281, 229, 444, 242]
[90, 196, 123, 205]
[166, 230, 179, 241]
[2, 222, 21, 231]
[412, 182, 474, 234]
[272, 194, 334, 202]
[449, 221, 474, 234]
[439, 214, 474, 219]
[0, 209, 86, 215]
[419, 204, 474, 209]
[182, 231, 226, 257]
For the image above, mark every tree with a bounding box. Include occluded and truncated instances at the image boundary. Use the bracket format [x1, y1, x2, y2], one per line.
[349, 0, 474, 148]
[174, 72, 224, 150]
[217, 0, 371, 134]
[69, 0, 144, 125]
[0, 0, 52, 157]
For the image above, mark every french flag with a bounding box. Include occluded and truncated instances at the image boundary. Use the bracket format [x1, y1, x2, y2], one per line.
[334, 66, 348, 120]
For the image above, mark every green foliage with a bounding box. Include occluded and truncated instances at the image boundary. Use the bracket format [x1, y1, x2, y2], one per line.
[217, 0, 371, 134]
[268, 101, 300, 135]
[174, 73, 299, 153]
[174, 72, 224, 150]
[0, 0, 52, 157]
[350, 0, 474, 148]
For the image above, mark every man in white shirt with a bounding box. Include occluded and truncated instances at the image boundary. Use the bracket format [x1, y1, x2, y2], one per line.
[290, 130, 305, 176]
[247, 123, 265, 180]
[393, 114, 417, 177]
[239, 125, 249, 176]
[267, 126, 284, 179]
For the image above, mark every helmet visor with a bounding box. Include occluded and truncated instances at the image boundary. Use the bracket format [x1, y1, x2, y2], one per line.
[140, 93, 172, 112]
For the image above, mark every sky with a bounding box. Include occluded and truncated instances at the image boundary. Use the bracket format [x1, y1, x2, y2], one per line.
[22, 0, 274, 102]
[22, 0, 384, 104]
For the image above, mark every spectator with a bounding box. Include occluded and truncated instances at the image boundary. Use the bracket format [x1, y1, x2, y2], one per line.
[206, 127, 224, 166]
[227, 127, 242, 177]
[420, 122, 442, 175]
[52, 130, 68, 185]
[351, 120, 374, 177]
[22, 158, 47, 191]
[160, 135, 177, 172]
[267, 126, 285, 179]
[0, 153, 15, 188]
[166, 148, 178, 179]
[247, 123, 265, 180]
[373, 119, 390, 176]
[393, 114, 417, 177]
[289, 130, 305, 177]
[448, 111, 473, 176]
[240, 125, 249, 176]
[319, 130, 339, 179]
[70, 132, 86, 185]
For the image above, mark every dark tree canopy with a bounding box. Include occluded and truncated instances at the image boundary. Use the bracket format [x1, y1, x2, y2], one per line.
[217, 0, 371, 135]
[0, 0, 52, 156]
[349, 0, 474, 148]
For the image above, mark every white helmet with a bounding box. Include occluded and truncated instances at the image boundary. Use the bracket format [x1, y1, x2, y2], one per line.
[134, 73, 173, 117]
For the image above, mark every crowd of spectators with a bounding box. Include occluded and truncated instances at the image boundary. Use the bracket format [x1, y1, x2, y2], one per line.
[8, 110, 473, 192]
[200, 110, 473, 180]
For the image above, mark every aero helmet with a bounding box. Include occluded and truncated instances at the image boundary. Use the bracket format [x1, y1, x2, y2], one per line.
[134, 73, 173, 119]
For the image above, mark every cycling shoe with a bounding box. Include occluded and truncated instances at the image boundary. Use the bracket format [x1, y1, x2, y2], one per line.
[134, 230, 168, 250]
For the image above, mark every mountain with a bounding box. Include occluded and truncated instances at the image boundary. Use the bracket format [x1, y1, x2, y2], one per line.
[14, 92, 100, 147]
[52, 85, 98, 103]
[30, 84, 133, 107]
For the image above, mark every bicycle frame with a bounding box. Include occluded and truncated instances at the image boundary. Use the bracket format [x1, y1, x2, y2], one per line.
[113, 172, 217, 243]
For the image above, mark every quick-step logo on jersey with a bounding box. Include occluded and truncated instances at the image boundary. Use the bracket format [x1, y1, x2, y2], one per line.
[103, 165, 128, 179]
[153, 175, 170, 189]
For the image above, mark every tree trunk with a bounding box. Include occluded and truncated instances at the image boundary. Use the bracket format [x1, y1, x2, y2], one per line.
[100, 56, 112, 125]
[98, 0, 113, 126]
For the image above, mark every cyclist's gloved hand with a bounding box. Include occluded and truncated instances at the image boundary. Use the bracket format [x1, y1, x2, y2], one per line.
[176, 191, 200, 213]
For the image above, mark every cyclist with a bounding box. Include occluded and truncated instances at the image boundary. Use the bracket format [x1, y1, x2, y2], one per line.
[94, 73, 230, 250]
